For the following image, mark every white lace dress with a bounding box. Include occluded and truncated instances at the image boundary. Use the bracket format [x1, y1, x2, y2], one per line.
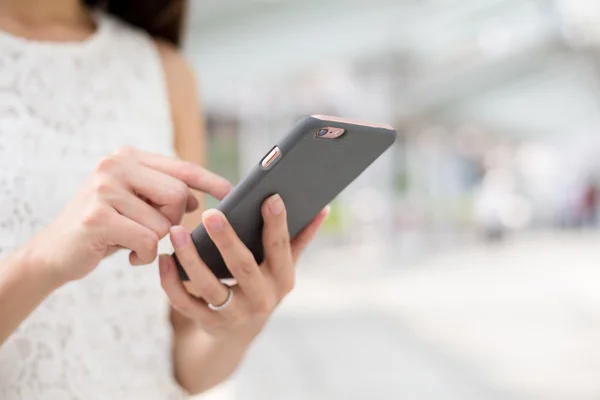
[0, 13, 188, 400]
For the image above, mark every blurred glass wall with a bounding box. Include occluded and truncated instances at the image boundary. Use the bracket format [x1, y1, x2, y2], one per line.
[185, 1, 600, 399]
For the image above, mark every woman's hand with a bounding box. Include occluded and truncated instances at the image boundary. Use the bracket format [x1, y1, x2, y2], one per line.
[159, 195, 329, 339]
[27, 147, 231, 286]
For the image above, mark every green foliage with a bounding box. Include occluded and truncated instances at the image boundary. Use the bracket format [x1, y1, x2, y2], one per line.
[320, 201, 344, 234]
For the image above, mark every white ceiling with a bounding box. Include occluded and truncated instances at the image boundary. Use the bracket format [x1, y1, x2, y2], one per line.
[185, 0, 535, 101]
[438, 55, 600, 137]
[184, 0, 600, 140]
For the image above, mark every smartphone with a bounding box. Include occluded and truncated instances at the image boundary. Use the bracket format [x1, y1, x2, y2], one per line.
[175, 114, 397, 280]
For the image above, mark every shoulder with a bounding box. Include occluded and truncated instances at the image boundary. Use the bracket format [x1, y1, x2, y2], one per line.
[101, 15, 201, 131]
[153, 39, 202, 141]
[153, 40, 205, 161]
[154, 39, 198, 101]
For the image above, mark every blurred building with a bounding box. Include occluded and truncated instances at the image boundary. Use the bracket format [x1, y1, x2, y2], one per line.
[184, 1, 600, 399]
[187, 0, 600, 259]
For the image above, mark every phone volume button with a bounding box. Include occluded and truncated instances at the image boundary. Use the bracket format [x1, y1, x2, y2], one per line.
[261, 146, 281, 169]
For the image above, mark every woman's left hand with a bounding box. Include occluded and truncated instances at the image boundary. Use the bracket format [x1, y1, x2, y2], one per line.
[158, 194, 329, 338]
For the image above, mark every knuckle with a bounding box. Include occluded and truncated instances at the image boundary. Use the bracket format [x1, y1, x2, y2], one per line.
[179, 162, 199, 183]
[134, 232, 159, 262]
[267, 234, 291, 250]
[217, 233, 235, 249]
[172, 182, 189, 202]
[114, 146, 136, 158]
[95, 155, 120, 173]
[254, 295, 275, 314]
[91, 176, 115, 197]
[142, 232, 159, 253]
[81, 205, 109, 229]
[236, 251, 258, 276]
[157, 226, 170, 239]
[171, 297, 190, 314]
[195, 280, 216, 297]
[163, 181, 188, 205]
[280, 276, 295, 295]
[156, 218, 171, 238]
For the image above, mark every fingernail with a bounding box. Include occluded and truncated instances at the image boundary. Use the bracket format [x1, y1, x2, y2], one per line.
[170, 226, 190, 248]
[268, 194, 285, 215]
[324, 205, 331, 220]
[159, 255, 170, 274]
[203, 210, 224, 232]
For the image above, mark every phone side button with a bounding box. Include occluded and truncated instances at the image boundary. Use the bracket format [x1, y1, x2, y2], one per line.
[261, 146, 281, 169]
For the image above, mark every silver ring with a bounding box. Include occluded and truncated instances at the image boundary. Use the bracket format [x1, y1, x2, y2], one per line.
[207, 286, 234, 311]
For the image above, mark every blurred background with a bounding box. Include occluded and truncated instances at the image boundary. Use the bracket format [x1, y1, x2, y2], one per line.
[185, 0, 600, 399]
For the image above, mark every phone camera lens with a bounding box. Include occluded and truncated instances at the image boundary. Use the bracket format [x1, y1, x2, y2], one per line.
[317, 128, 328, 137]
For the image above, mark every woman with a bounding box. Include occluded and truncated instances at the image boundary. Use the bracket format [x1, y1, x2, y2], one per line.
[0, 0, 328, 398]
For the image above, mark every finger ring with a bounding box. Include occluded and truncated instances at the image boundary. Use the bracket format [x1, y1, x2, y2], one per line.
[207, 286, 234, 311]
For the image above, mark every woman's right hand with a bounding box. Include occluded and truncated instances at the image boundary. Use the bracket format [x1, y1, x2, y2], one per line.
[25, 147, 231, 285]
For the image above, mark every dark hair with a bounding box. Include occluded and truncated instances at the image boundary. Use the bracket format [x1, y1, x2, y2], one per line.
[84, 0, 187, 47]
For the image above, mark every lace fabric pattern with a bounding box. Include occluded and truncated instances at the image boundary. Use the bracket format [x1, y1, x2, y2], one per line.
[0, 14, 187, 400]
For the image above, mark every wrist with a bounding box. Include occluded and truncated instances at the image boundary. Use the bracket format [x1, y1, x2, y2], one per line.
[12, 240, 68, 293]
[215, 319, 266, 346]
[184, 320, 262, 350]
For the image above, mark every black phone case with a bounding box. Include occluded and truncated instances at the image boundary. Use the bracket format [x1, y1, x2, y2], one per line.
[175, 115, 396, 280]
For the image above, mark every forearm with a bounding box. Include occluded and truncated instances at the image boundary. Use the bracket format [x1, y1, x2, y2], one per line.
[0, 244, 62, 345]
[171, 310, 258, 394]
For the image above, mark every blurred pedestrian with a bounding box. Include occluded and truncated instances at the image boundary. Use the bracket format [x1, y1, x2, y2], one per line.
[580, 180, 598, 228]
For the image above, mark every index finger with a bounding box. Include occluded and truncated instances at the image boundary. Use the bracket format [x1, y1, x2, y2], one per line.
[128, 148, 232, 200]
[202, 209, 267, 300]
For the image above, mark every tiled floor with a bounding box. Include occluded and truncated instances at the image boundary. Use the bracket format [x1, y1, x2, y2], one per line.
[198, 232, 600, 400]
